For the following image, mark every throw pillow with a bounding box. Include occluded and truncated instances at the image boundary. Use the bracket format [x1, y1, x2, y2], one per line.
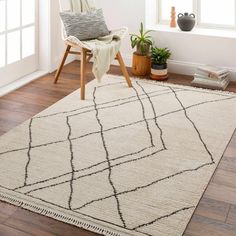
[60, 9, 110, 41]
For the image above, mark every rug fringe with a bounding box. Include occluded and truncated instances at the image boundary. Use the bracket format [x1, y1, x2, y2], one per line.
[0, 193, 122, 236]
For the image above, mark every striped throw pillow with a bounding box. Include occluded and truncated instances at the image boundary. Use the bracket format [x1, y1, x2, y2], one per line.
[60, 9, 110, 41]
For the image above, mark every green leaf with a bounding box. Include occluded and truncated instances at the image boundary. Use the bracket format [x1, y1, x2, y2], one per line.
[130, 22, 154, 55]
[143, 30, 153, 37]
[151, 47, 172, 64]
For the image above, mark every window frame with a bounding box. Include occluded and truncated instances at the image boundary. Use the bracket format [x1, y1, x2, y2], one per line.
[157, 0, 236, 30]
[0, 0, 38, 67]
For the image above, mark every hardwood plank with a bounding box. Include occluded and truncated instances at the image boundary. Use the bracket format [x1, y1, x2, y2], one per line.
[0, 202, 18, 224]
[185, 215, 236, 236]
[194, 197, 230, 222]
[0, 100, 47, 115]
[212, 169, 236, 188]
[218, 157, 236, 173]
[0, 224, 32, 236]
[227, 133, 236, 147]
[0, 118, 22, 133]
[204, 183, 236, 205]
[227, 205, 236, 226]
[0, 109, 32, 121]
[224, 146, 236, 159]
[5, 207, 98, 236]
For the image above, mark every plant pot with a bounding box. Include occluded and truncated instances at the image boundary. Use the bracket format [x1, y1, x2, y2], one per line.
[136, 44, 150, 56]
[150, 63, 168, 80]
[132, 53, 151, 76]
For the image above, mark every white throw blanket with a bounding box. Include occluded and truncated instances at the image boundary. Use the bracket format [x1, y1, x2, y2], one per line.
[64, 0, 126, 81]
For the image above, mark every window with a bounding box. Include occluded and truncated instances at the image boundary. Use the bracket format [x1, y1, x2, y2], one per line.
[0, 0, 36, 67]
[158, 0, 236, 29]
[0, 0, 38, 87]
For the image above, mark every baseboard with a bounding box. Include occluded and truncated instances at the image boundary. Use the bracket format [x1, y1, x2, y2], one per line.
[0, 54, 78, 97]
[115, 54, 236, 82]
[0, 70, 48, 97]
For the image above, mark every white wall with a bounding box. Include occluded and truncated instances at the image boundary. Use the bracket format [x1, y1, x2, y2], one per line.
[49, 0, 236, 80]
[44, 0, 76, 73]
[96, 0, 146, 64]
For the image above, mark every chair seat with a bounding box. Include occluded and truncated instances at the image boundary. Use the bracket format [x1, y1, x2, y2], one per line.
[64, 27, 128, 51]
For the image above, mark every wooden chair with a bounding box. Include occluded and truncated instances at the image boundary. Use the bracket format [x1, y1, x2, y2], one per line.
[54, 0, 132, 100]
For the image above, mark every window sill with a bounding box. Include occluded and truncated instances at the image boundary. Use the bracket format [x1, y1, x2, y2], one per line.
[149, 25, 236, 39]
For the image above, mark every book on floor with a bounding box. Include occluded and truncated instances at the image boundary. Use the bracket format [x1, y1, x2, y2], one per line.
[195, 70, 230, 80]
[191, 76, 230, 90]
[197, 65, 229, 77]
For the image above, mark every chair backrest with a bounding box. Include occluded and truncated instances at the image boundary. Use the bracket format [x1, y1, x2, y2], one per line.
[59, 0, 96, 12]
[59, 0, 96, 40]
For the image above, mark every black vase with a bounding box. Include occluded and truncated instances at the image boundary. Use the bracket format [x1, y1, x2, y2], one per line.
[177, 13, 196, 31]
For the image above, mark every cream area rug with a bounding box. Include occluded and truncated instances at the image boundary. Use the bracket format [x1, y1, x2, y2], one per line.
[0, 75, 236, 236]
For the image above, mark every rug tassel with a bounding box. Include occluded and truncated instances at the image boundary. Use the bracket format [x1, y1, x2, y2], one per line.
[0, 193, 122, 236]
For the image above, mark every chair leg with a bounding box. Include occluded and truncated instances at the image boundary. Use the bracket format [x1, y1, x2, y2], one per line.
[54, 45, 71, 84]
[80, 48, 87, 100]
[116, 51, 132, 88]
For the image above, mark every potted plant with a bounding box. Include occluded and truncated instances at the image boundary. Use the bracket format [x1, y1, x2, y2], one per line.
[130, 22, 153, 55]
[130, 23, 153, 76]
[150, 47, 171, 80]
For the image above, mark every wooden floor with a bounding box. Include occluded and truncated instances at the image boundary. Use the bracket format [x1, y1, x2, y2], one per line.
[0, 61, 236, 236]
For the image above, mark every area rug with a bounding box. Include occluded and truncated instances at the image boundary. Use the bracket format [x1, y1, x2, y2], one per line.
[0, 75, 236, 236]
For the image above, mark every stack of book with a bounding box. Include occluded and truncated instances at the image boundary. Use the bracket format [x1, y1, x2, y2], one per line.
[191, 65, 230, 90]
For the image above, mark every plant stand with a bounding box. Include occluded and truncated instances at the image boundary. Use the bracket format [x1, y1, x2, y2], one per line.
[132, 53, 151, 76]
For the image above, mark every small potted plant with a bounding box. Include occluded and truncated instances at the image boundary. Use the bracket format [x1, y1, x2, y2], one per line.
[130, 23, 153, 76]
[150, 47, 171, 80]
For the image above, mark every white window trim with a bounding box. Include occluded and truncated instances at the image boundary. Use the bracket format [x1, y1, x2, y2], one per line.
[157, 0, 236, 30]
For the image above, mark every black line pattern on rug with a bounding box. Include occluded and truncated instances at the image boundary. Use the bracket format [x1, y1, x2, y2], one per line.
[73, 161, 214, 211]
[136, 81, 166, 150]
[132, 85, 154, 147]
[35, 87, 171, 120]
[1, 94, 234, 159]
[16, 146, 152, 193]
[169, 86, 215, 163]
[21, 93, 231, 194]
[8, 96, 236, 194]
[25, 94, 230, 193]
[66, 116, 76, 210]
[34, 82, 126, 119]
[24, 149, 164, 195]
[24, 118, 33, 186]
[132, 206, 195, 230]
[67, 89, 178, 121]
[93, 87, 127, 228]
[34, 77, 236, 119]
[0, 88, 173, 157]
